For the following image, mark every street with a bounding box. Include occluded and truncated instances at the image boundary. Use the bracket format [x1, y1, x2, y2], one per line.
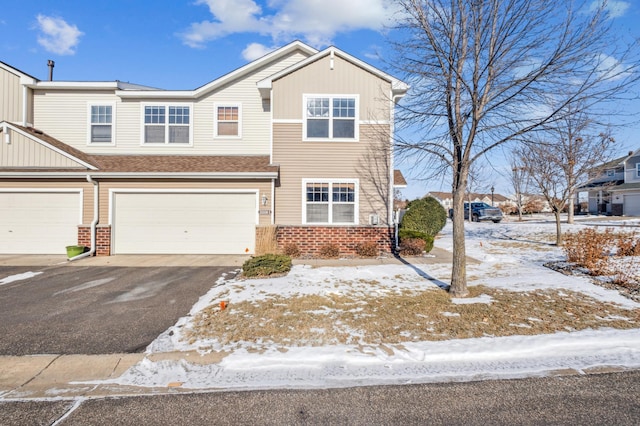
[2, 370, 638, 425]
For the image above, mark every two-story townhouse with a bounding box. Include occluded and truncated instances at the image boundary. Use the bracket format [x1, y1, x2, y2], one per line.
[579, 150, 640, 216]
[0, 41, 408, 256]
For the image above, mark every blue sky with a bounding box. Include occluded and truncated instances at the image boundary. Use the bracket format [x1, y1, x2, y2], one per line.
[1, 0, 639, 199]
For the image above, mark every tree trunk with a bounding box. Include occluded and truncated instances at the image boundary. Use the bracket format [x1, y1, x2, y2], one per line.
[567, 192, 575, 224]
[554, 209, 563, 246]
[450, 187, 469, 297]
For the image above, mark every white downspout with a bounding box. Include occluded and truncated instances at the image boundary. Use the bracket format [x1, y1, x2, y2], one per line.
[68, 175, 98, 261]
[22, 86, 28, 127]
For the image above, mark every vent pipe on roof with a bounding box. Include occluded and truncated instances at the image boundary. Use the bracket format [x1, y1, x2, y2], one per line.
[47, 60, 55, 81]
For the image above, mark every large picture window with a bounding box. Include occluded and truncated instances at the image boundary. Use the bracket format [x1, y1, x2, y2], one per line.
[215, 105, 241, 137]
[304, 180, 357, 224]
[305, 95, 357, 140]
[143, 104, 191, 144]
[89, 104, 113, 144]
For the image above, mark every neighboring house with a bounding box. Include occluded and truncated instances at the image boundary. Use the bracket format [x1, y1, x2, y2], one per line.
[427, 191, 512, 210]
[0, 41, 409, 256]
[578, 150, 640, 216]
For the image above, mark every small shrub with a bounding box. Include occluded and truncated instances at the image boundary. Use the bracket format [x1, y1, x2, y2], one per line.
[242, 254, 292, 278]
[281, 243, 301, 258]
[399, 238, 426, 256]
[615, 231, 640, 257]
[319, 243, 340, 259]
[355, 241, 379, 258]
[401, 196, 447, 238]
[563, 228, 614, 274]
[398, 229, 434, 253]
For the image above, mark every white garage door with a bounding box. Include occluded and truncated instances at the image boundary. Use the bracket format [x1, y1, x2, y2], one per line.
[0, 191, 82, 254]
[113, 192, 257, 254]
[624, 194, 640, 216]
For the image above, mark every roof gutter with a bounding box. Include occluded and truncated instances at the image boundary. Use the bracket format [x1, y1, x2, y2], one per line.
[0, 172, 279, 179]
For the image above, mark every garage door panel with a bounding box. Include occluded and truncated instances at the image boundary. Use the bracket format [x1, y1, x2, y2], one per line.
[113, 192, 257, 254]
[0, 192, 81, 254]
[624, 194, 640, 216]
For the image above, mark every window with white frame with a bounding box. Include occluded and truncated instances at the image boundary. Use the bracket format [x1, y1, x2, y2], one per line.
[636, 163, 640, 178]
[143, 105, 191, 144]
[304, 180, 357, 224]
[89, 105, 113, 143]
[606, 169, 615, 177]
[305, 95, 357, 140]
[215, 105, 240, 137]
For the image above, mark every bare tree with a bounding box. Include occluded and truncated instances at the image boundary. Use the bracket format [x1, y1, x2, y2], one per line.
[509, 155, 530, 221]
[389, 0, 639, 296]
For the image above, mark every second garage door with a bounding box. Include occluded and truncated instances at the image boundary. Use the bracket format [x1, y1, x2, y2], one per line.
[624, 194, 640, 217]
[112, 192, 257, 254]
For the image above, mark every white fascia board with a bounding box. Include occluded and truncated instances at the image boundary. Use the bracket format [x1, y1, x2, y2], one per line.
[116, 90, 195, 99]
[0, 172, 278, 179]
[115, 41, 318, 100]
[1, 122, 98, 170]
[28, 81, 121, 90]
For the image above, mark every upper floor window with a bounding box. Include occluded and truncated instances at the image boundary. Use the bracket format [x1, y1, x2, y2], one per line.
[606, 169, 615, 177]
[89, 104, 114, 144]
[143, 104, 191, 144]
[304, 95, 357, 141]
[636, 163, 640, 178]
[304, 180, 357, 224]
[215, 105, 241, 138]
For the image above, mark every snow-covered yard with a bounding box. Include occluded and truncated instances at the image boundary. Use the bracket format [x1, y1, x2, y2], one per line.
[106, 216, 640, 390]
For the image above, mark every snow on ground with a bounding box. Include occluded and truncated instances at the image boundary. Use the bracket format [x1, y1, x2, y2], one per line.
[103, 216, 640, 390]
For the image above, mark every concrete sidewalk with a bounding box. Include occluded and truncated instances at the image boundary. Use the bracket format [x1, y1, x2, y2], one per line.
[0, 351, 233, 400]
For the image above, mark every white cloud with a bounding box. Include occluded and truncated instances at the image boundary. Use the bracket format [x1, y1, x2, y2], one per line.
[242, 42, 276, 61]
[589, 1, 630, 18]
[180, 0, 398, 49]
[35, 15, 83, 55]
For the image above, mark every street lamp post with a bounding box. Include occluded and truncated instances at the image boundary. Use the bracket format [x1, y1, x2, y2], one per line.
[491, 186, 495, 207]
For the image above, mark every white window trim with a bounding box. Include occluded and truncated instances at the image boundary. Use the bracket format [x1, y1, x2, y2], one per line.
[87, 102, 116, 146]
[214, 103, 242, 139]
[606, 169, 615, 177]
[140, 102, 194, 146]
[301, 178, 359, 225]
[636, 163, 640, 178]
[302, 94, 359, 142]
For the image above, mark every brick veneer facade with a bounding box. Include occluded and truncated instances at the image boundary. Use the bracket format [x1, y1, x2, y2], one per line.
[77, 225, 111, 256]
[276, 226, 395, 257]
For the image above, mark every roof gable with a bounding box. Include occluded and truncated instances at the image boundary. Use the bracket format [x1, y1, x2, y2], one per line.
[258, 46, 409, 99]
[0, 122, 98, 170]
[116, 41, 318, 99]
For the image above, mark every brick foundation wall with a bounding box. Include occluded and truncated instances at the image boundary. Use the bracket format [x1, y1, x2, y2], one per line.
[276, 226, 395, 257]
[77, 225, 111, 256]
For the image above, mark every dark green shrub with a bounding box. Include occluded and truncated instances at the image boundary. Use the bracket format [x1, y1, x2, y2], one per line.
[355, 241, 379, 257]
[242, 254, 292, 278]
[401, 196, 447, 238]
[319, 243, 340, 259]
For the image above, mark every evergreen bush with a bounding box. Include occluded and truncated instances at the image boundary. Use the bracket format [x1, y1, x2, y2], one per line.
[242, 254, 292, 278]
[400, 196, 447, 238]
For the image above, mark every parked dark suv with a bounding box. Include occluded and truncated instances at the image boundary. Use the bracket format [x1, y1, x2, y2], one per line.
[449, 202, 503, 223]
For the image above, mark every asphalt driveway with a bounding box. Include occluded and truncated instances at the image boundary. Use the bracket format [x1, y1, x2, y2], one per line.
[0, 261, 237, 356]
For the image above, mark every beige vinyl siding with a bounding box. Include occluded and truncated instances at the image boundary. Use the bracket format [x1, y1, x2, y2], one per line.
[272, 56, 391, 122]
[31, 51, 310, 156]
[272, 123, 390, 225]
[98, 180, 272, 225]
[0, 180, 95, 224]
[0, 68, 24, 123]
[0, 130, 85, 168]
[33, 90, 119, 151]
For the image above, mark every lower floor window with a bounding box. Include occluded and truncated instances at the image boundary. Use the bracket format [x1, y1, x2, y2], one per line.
[305, 181, 356, 224]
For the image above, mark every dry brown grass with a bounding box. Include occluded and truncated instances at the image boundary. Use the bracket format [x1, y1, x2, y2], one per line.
[184, 285, 640, 351]
[255, 225, 278, 256]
